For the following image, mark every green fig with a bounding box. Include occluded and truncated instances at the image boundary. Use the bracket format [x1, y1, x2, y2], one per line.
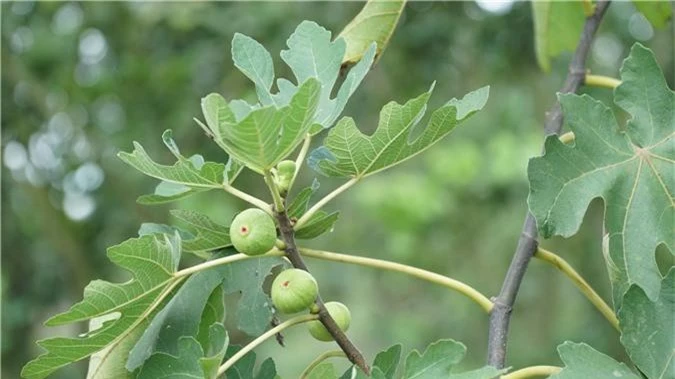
[271, 269, 318, 314]
[230, 208, 276, 256]
[308, 301, 351, 341]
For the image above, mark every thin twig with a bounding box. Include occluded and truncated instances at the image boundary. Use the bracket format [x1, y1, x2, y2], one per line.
[486, 1, 611, 368]
[299, 350, 347, 379]
[535, 248, 619, 330]
[501, 365, 562, 379]
[584, 74, 621, 89]
[276, 209, 371, 375]
[295, 177, 359, 229]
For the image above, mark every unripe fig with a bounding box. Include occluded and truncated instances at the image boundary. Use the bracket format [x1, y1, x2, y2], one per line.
[230, 208, 276, 256]
[308, 301, 351, 341]
[271, 269, 318, 314]
[275, 160, 296, 194]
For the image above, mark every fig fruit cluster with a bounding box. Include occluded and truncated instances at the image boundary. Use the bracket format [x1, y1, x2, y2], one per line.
[271, 268, 351, 342]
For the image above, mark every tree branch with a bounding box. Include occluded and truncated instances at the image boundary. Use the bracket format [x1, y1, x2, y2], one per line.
[486, 1, 611, 368]
[275, 209, 371, 375]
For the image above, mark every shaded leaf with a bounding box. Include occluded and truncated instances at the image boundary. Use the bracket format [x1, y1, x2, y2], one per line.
[531, 2, 584, 72]
[222, 257, 286, 336]
[86, 313, 141, 379]
[403, 339, 502, 379]
[338, 0, 406, 65]
[21, 235, 182, 379]
[550, 342, 638, 378]
[306, 362, 339, 379]
[126, 263, 232, 370]
[309, 85, 489, 178]
[619, 269, 675, 379]
[527, 44, 674, 306]
[223, 346, 278, 379]
[295, 211, 339, 239]
[232, 33, 275, 106]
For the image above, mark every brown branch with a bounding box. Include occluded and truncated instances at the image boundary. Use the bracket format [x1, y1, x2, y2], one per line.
[275, 209, 370, 375]
[486, 1, 611, 368]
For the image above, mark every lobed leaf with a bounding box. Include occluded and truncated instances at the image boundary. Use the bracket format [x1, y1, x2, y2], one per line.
[170, 209, 232, 253]
[550, 342, 638, 378]
[527, 44, 674, 306]
[618, 269, 675, 379]
[309, 85, 489, 178]
[21, 235, 182, 379]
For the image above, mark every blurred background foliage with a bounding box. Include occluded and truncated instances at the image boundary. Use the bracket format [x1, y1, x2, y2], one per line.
[2, 1, 673, 378]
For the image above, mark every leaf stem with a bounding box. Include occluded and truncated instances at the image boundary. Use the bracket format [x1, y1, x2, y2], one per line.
[295, 177, 359, 229]
[535, 248, 619, 330]
[299, 350, 347, 379]
[216, 313, 319, 376]
[173, 250, 284, 278]
[222, 183, 273, 215]
[559, 132, 575, 144]
[288, 134, 312, 193]
[264, 169, 286, 212]
[299, 248, 494, 313]
[501, 365, 562, 379]
[584, 74, 621, 89]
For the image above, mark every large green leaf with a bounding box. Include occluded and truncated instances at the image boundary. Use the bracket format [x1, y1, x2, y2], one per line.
[119, 130, 226, 191]
[21, 235, 182, 379]
[550, 342, 638, 378]
[126, 264, 232, 370]
[170, 209, 231, 254]
[222, 257, 286, 336]
[527, 44, 674, 306]
[338, 0, 406, 65]
[531, 1, 584, 72]
[201, 79, 320, 173]
[85, 314, 143, 379]
[309, 85, 489, 178]
[345, 344, 401, 379]
[619, 269, 675, 379]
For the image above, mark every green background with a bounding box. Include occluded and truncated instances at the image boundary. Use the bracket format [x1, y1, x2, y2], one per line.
[2, 2, 673, 378]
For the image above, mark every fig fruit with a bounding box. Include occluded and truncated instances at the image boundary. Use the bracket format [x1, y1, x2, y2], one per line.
[275, 160, 296, 194]
[230, 208, 276, 256]
[271, 269, 318, 314]
[308, 301, 351, 341]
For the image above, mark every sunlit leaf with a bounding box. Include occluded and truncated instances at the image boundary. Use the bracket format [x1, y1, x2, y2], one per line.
[309, 85, 489, 178]
[338, 0, 406, 64]
[550, 342, 638, 378]
[86, 314, 142, 379]
[527, 44, 674, 306]
[619, 269, 675, 379]
[531, 1, 584, 72]
[170, 209, 231, 253]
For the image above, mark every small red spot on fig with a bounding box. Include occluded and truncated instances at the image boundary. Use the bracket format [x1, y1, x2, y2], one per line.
[282, 280, 290, 287]
[240, 226, 248, 234]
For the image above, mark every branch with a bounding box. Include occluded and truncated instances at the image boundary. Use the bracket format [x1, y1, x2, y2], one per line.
[275, 208, 370, 374]
[217, 313, 319, 376]
[299, 247, 493, 313]
[501, 365, 562, 379]
[535, 248, 619, 330]
[486, 1, 611, 368]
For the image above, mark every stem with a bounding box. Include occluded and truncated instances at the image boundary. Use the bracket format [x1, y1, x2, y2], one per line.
[174, 250, 283, 278]
[222, 183, 273, 215]
[264, 169, 285, 212]
[288, 134, 312, 193]
[487, 1, 611, 368]
[295, 177, 359, 229]
[216, 314, 319, 376]
[535, 248, 619, 330]
[559, 132, 575, 144]
[276, 209, 370, 374]
[501, 366, 562, 379]
[299, 350, 347, 379]
[299, 248, 493, 313]
[584, 74, 621, 89]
